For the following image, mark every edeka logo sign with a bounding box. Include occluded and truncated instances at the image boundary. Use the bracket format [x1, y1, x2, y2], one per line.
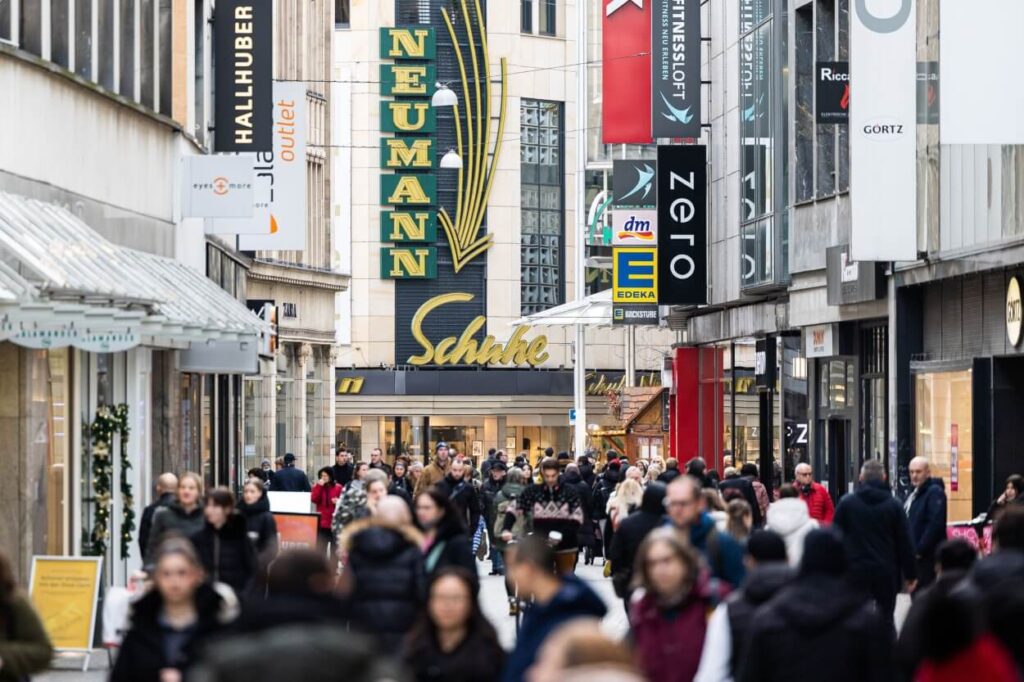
[408, 293, 549, 367]
[657, 144, 707, 304]
[613, 248, 658, 303]
[213, 0, 272, 152]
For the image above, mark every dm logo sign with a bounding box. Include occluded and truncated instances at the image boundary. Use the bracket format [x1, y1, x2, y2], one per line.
[613, 248, 658, 303]
[612, 209, 658, 246]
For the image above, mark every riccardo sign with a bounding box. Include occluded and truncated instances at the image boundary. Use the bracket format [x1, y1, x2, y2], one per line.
[408, 293, 549, 367]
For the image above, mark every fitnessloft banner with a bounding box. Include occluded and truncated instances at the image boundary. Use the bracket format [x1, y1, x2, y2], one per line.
[651, 0, 701, 138]
[214, 0, 272, 152]
[850, 0, 916, 261]
[657, 145, 707, 305]
[603, 0, 652, 143]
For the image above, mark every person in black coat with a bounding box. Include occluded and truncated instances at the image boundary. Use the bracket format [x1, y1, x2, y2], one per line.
[271, 453, 311, 492]
[833, 459, 917, 635]
[404, 568, 505, 682]
[592, 460, 621, 557]
[191, 488, 258, 596]
[719, 473, 763, 528]
[138, 473, 178, 558]
[331, 449, 355, 488]
[434, 458, 481, 537]
[145, 472, 206, 567]
[415, 488, 477, 587]
[237, 478, 279, 561]
[112, 538, 235, 682]
[577, 454, 596, 488]
[904, 457, 948, 589]
[608, 482, 666, 609]
[738, 529, 891, 682]
[339, 498, 426, 652]
[561, 464, 597, 564]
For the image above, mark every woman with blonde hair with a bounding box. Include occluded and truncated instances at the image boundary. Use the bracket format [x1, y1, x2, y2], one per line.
[608, 478, 644, 530]
[145, 471, 205, 566]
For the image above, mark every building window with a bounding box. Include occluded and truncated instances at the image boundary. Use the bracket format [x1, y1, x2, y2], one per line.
[521, 0, 532, 33]
[335, 0, 349, 27]
[520, 99, 564, 315]
[915, 370, 972, 523]
[396, 0, 429, 24]
[540, 0, 556, 36]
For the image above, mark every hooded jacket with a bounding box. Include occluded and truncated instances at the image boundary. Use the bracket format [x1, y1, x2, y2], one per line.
[340, 516, 426, 651]
[906, 477, 947, 560]
[311, 480, 343, 530]
[501, 575, 607, 682]
[236, 493, 278, 558]
[110, 583, 235, 682]
[191, 515, 258, 595]
[609, 483, 666, 597]
[738, 574, 890, 682]
[435, 474, 481, 536]
[766, 498, 818, 567]
[833, 480, 917, 595]
[145, 502, 206, 566]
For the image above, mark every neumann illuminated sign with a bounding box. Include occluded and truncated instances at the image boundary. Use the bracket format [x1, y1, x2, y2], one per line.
[214, 0, 272, 152]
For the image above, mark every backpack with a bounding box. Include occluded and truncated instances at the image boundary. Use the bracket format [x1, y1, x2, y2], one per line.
[494, 492, 531, 540]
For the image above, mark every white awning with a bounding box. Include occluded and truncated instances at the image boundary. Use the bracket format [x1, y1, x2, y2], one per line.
[0, 191, 268, 356]
[510, 289, 614, 327]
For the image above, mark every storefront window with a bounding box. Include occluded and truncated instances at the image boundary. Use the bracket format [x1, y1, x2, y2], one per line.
[26, 349, 70, 556]
[504, 426, 570, 465]
[336, 425, 361, 459]
[305, 379, 326, 475]
[275, 378, 293, 460]
[915, 370, 972, 523]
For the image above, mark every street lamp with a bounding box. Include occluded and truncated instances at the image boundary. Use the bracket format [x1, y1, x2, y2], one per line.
[431, 83, 458, 107]
[439, 150, 463, 169]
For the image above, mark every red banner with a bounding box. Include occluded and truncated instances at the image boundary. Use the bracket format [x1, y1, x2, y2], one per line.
[603, 0, 652, 144]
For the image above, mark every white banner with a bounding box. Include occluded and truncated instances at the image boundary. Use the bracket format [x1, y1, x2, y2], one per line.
[850, 0, 917, 261]
[182, 155, 255, 218]
[940, 0, 1024, 145]
[611, 209, 658, 246]
[214, 83, 307, 250]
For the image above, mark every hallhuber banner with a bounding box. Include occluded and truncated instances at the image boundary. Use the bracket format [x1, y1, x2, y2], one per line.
[651, 0, 702, 138]
[214, 0, 272, 152]
[657, 144, 707, 305]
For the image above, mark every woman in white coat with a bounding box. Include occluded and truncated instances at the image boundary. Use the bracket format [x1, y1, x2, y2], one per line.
[766, 485, 819, 567]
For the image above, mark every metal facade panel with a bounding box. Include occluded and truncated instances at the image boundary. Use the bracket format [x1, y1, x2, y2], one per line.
[922, 283, 943, 359]
[962, 275, 984, 358]
[941, 279, 963, 361]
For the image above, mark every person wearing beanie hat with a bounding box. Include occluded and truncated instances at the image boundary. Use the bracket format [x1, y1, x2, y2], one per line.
[735, 529, 890, 682]
[270, 452, 311, 492]
[414, 442, 451, 497]
[695, 530, 792, 682]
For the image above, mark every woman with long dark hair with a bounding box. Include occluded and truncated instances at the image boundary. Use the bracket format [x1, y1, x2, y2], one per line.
[0, 550, 52, 680]
[404, 567, 504, 682]
[190, 487, 257, 596]
[237, 477, 279, 561]
[414, 488, 476, 582]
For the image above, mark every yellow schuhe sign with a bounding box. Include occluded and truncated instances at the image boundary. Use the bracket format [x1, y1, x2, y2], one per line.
[409, 293, 549, 367]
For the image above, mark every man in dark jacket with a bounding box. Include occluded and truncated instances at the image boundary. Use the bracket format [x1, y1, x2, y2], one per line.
[138, 472, 177, 557]
[271, 453, 311, 492]
[502, 534, 607, 682]
[435, 457, 481, 537]
[480, 448, 498, 480]
[657, 457, 681, 484]
[833, 459, 917, 635]
[577, 453, 596, 487]
[904, 456, 948, 589]
[609, 482, 666, 610]
[738, 529, 891, 682]
[719, 471, 763, 527]
[561, 464, 596, 564]
[480, 461, 507, 575]
[665, 476, 746, 587]
[331, 449, 354, 488]
[367, 447, 393, 477]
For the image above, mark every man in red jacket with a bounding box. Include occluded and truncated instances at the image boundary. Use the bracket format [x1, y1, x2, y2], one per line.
[795, 463, 835, 524]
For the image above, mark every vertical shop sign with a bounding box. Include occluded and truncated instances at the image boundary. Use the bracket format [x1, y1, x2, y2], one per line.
[603, 0, 653, 143]
[850, 0, 916, 261]
[657, 144, 707, 304]
[950, 423, 959, 492]
[214, 0, 272, 152]
[651, 0, 701, 138]
[816, 62, 850, 123]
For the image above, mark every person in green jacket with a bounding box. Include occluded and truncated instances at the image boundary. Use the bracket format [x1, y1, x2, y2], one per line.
[0, 552, 53, 681]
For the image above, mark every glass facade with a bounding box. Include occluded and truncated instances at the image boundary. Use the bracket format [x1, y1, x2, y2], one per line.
[520, 99, 565, 315]
[915, 370, 972, 523]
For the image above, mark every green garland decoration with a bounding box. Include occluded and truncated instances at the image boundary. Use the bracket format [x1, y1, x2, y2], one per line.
[89, 404, 133, 557]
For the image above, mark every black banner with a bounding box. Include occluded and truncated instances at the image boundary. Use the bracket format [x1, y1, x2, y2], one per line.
[815, 61, 850, 124]
[651, 0, 701, 138]
[214, 0, 272, 152]
[917, 61, 939, 125]
[657, 145, 707, 305]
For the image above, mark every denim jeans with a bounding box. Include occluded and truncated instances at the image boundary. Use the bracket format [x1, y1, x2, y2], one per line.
[491, 543, 505, 572]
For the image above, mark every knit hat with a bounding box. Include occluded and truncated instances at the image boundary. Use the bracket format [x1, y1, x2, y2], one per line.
[746, 530, 788, 564]
[799, 529, 847, 577]
[283, 453, 296, 464]
[436, 442, 448, 452]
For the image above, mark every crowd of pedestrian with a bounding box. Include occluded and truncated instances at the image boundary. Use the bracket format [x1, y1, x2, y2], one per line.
[2, 445, 1023, 682]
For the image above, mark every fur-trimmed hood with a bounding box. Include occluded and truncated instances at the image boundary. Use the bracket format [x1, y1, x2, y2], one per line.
[339, 514, 424, 553]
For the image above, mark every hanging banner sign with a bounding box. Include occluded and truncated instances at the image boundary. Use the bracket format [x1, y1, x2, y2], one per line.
[816, 61, 850, 124]
[613, 248, 658, 303]
[850, 0, 916, 261]
[213, 0, 272, 152]
[235, 82, 308, 250]
[651, 0, 702, 138]
[182, 155, 255, 218]
[657, 144, 707, 304]
[29, 556, 103, 651]
[612, 210, 658, 246]
[613, 160, 657, 209]
[612, 304, 660, 325]
[603, 0, 652, 143]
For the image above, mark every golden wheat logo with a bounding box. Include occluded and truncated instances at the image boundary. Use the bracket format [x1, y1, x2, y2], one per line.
[438, 0, 509, 273]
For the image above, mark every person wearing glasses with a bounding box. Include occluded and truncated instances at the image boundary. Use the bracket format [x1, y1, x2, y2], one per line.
[664, 475, 746, 588]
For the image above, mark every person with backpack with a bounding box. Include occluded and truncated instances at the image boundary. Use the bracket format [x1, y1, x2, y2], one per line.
[492, 467, 529, 614]
[629, 528, 728, 682]
[664, 475, 746, 588]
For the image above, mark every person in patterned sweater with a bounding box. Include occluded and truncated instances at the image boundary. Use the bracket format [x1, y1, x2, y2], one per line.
[501, 457, 584, 575]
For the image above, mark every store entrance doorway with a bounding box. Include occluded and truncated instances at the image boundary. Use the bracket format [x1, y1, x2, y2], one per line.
[817, 417, 851, 499]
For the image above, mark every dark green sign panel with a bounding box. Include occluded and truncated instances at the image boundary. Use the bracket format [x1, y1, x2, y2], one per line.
[380, 100, 435, 133]
[380, 137, 435, 170]
[381, 211, 438, 243]
[380, 247, 438, 279]
[381, 174, 437, 206]
[379, 27, 436, 60]
[380, 64, 437, 97]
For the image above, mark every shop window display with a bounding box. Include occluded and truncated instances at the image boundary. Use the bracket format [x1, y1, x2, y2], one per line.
[915, 370, 972, 523]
